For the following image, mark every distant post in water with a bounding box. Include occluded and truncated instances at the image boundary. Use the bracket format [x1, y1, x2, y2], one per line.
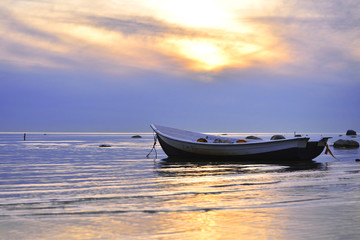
[24, 133, 26, 141]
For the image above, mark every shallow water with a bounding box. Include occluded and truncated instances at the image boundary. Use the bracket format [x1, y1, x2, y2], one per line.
[1, 132, 360, 239]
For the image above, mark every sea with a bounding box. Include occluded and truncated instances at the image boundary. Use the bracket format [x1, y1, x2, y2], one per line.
[0, 132, 359, 240]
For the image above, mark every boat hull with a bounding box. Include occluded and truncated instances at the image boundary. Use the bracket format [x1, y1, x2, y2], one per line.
[151, 124, 329, 161]
[156, 134, 325, 161]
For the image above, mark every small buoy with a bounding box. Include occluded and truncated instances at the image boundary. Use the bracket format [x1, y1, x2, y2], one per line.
[236, 139, 247, 143]
[197, 138, 208, 142]
[356, 159, 360, 162]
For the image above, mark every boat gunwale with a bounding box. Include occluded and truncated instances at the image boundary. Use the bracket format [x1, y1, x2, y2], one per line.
[150, 124, 310, 146]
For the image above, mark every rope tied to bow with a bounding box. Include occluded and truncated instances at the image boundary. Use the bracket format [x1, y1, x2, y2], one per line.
[146, 131, 157, 159]
[325, 143, 338, 160]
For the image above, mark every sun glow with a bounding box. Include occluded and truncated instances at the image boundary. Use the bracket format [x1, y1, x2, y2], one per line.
[163, 34, 284, 71]
[148, 0, 287, 71]
[168, 39, 228, 71]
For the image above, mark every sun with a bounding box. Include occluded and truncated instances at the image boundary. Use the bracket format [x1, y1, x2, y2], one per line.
[174, 40, 227, 71]
[166, 38, 229, 71]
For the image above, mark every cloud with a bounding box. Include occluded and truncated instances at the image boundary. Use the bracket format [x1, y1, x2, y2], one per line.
[238, 1, 360, 81]
[87, 15, 180, 36]
[0, 9, 58, 42]
[0, 8, 72, 68]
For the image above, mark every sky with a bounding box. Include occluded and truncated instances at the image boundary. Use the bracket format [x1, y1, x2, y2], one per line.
[0, 0, 359, 133]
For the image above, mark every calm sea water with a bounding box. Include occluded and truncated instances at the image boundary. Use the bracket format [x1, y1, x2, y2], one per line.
[0, 132, 360, 240]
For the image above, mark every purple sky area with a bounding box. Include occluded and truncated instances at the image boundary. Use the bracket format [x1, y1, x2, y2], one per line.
[1, 0, 359, 133]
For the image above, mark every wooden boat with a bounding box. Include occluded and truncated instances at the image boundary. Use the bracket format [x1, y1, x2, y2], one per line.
[150, 124, 329, 161]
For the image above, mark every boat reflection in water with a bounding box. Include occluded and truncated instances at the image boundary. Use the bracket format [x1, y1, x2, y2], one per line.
[155, 157, 326, 178]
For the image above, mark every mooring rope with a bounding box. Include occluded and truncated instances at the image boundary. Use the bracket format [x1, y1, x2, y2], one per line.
[146, 131, 157, 159]
[325, 143, 339, 160]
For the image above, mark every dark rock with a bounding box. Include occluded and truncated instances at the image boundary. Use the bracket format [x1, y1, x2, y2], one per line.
[131, 135, 142, 138]
[333, 139, 359, 149]
[356, 159, 360, 162]
[99, 144, 111, 148]
[245, 135, 262, 140]
[346, 130, 357, 136]
[271, 135, 286, 140]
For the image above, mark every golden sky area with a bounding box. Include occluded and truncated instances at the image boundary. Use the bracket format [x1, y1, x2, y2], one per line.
[0, 0, 290, 74]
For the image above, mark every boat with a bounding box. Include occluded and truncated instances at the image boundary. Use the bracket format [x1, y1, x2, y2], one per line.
[150, 124, 330, 161]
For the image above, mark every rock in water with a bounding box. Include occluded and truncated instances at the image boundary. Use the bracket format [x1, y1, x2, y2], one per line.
[271, 135, 286, 140]
[333, 139, 359, 148]
[131, 135, 142, 138]
[346, 130, 357, 136]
